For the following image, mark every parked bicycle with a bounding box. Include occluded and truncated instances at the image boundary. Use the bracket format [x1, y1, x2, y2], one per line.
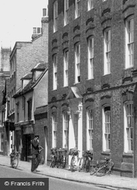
[78, 150, 93, 172]
[69, 148, 79, 172]
[10, 150, 20, 169]
[90, 157, 114, 177]
[50, 148, 67, 168]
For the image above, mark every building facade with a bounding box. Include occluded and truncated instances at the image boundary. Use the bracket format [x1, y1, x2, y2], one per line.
[7, 8, 49, 156]
[48, 0, 137, 177]
[13, 63, 48, 161]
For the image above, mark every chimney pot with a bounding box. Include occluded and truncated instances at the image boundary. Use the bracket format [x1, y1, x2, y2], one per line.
[43, 8, 46, 17]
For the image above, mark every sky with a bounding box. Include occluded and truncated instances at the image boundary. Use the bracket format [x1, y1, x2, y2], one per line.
[0, 0, 48, 49]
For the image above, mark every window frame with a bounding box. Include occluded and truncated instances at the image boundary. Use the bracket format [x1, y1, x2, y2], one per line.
[87, 37, 94, 79]
[53, 1, 58, 33]
[125, 17, 134, 69]
[64, 0, 69, 26]
[124, 102, 133, 153]
[62, 112, 69, 148]
[87, 0, 94, 11]
[102, 106, 111, 152]
[52, 114, 57, 148]
[75, 43, 80, 83]
[86, 109, 93, 150]
[53, 54, 57, 90]
[104, 29, 111, 75]
[75, 0, 80, 19]
[63, 50, 69, 87]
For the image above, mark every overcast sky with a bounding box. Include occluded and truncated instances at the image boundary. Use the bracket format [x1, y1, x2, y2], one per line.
[0, 0, 48, 49]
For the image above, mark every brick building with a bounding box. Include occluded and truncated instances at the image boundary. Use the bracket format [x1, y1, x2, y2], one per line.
[48, 0, 137, 177]
[7, 8, 49, 156]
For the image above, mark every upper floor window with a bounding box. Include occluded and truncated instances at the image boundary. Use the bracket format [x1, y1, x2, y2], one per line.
[53, 1, 58, 32]
[124, 103, 133, 153]
[125, 18, 134, 69]
[75, 43, 80, 83]
[75, 0, 80, 19]
[104, 29, 111, 75]
[87, 0, 94, 11]
[102, 106, 111, 152]
[64, 0, 69, 26]
[27, 98, 32, 121]
[53, 54, 57, 90]
[16, 102, 19, 122]
[86, 110, 93, 150]
[87, 37, 94, 79]
[63, 50, 69, 87]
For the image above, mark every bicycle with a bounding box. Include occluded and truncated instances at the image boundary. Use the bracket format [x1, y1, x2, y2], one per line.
[90, 157, 114, 177]
[69, 148, 79, 172]
[78, 150, 93, 172]
[10, 150, 20, 169]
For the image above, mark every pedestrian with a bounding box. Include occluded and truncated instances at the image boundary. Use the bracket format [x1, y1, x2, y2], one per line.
[31, 134, 41, 172]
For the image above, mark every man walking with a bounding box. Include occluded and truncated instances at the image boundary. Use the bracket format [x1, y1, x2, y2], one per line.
[31, 134, 41, 172]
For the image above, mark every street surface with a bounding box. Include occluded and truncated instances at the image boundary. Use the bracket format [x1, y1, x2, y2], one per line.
[0, 165, 109, 190]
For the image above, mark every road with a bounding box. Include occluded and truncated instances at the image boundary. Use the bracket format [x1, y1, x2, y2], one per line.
[0, 165, 109, 190]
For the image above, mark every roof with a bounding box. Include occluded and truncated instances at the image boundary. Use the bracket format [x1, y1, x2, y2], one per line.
[31, 61, 47, 72]
[13, 66, 48, 98]
[21, 73, 32, 80]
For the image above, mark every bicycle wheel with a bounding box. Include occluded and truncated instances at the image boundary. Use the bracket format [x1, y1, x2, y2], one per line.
[90, 166, 97, 175]
[78, 158, 84, 172]
[96, 165, 106, 177]
[11, 156, 19, 168]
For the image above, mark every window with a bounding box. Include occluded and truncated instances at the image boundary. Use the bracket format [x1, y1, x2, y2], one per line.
[52, 115, 57, 148]
[27, 98, 32, 121]
[16, 102, 19, 122]
[75, 43, 80, 83]
[104, 29, 111, 75]
[124, 103, 133, 153]
[63, 50, 69, 86]
[86, 110, 93, 150]
[75, 0, 80, 19]
[53, 1, 58, 32]
[64, 0, 69, 26]
[125, 18, 134, 69]
[62, 113, 69, 148]
[102, 106, 110, 151]
[87, 0, 93, 11]
[53, 54, 57, 90]
[87, 37, 94, 79]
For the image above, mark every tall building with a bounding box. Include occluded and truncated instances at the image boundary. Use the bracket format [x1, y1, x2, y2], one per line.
[0, 48, 11, 154]
[48, 0, 137, 177]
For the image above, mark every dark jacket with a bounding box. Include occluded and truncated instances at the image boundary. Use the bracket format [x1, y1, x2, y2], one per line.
[31, 139, 39, 155]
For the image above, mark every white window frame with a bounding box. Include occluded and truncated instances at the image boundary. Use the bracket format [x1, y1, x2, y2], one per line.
[64, 0, 69, 26]
[87, 37, 94, 79]
[62, 113, 69, 148]
[63, 50, 69, 87]
[52, 115, 57, 148]
[104, 29, 111, 75]
[87, 0, 93, 11]
[53, 54, 57, 90]
[124, 103, 133, 153]
[53, 1, 58, 33]
[102, 106, 111, 152]
[86, 110, 93, 150]
[75, 43, 80, 83]
[75, 0, 80, 19]
[125, 18, 134, 69]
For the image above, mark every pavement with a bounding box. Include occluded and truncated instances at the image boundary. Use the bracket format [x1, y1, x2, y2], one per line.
[0, 155, 137, 190]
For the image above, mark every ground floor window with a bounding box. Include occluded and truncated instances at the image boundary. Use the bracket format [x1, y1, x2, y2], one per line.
[86, 109, 93, 150]
[52, 115, 57, 148]
[124, 102, 133, 153]
[102, 106, 111, 152]
[62, 112, 69, 148]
